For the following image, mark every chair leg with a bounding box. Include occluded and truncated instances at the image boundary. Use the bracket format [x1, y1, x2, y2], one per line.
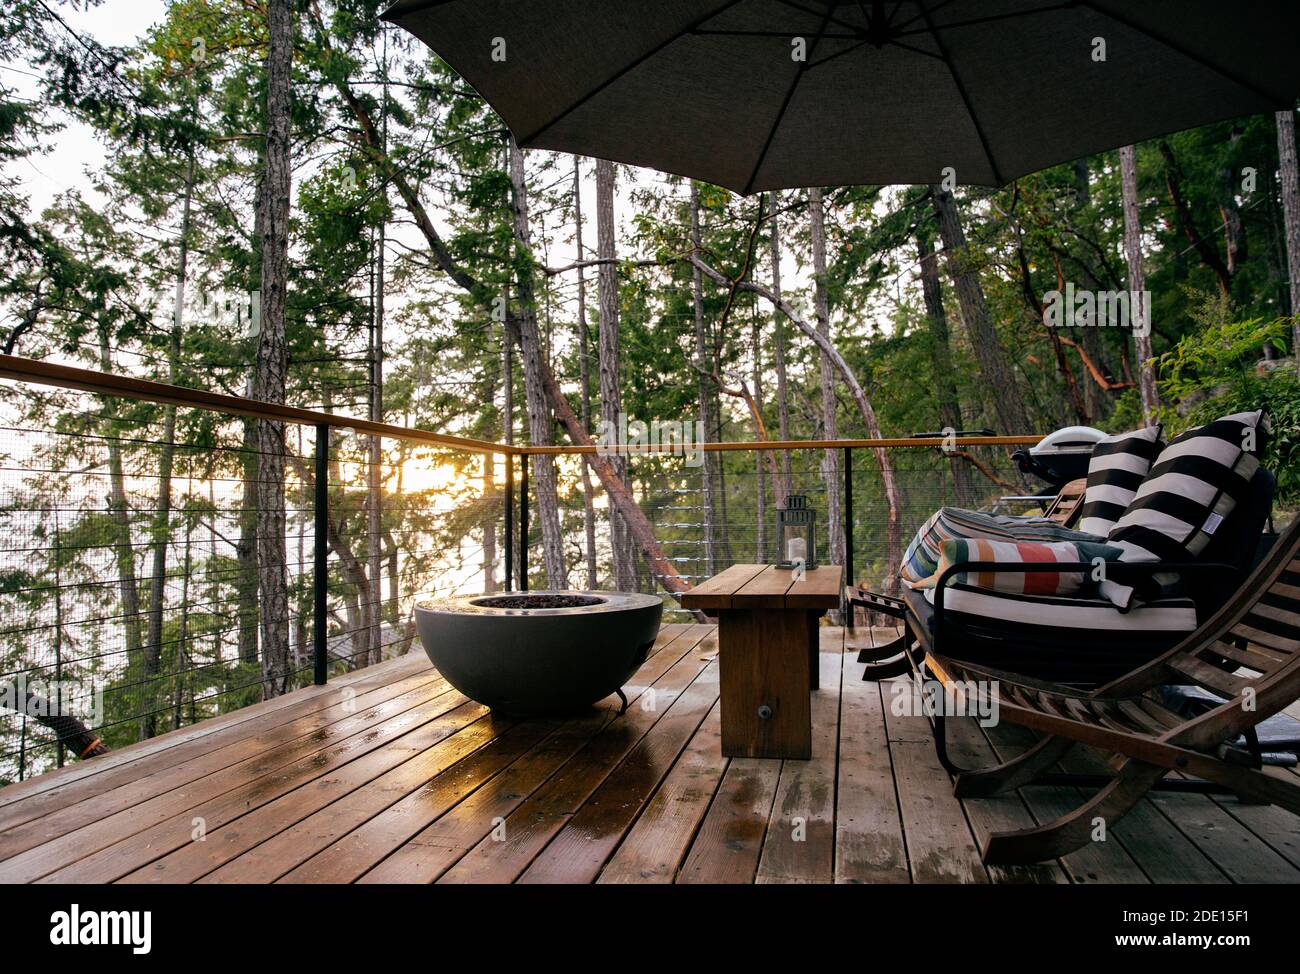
[856, 631, 907, 663]
[860, 653, 913, 680]
[953, 734, 1075, 798]
[980, 760, 1167, 865]
[931, 713, 971, 776]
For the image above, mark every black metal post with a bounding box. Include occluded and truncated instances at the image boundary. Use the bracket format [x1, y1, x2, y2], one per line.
[503, 452, 514, 593]
[519, 452, 529, 591]
[313, 423, 329, 685]
[843, 446, 854, 629]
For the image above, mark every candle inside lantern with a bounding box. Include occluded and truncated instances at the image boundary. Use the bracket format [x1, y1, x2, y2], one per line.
[785, 536, 806, 564]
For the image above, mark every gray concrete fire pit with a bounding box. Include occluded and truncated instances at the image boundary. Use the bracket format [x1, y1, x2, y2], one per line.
[413, 591, 663, 716]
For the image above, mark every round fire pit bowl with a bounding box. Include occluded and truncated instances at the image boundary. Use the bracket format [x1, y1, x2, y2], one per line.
[413, 591, 663, 716]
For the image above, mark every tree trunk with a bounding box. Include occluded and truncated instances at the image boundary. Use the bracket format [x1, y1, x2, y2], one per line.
[751, 310, 767, 562]
[97, 326, 146, 740]
[252, 0, 294, 696]
[140, 350, 176, 736]
[931, 186, 1033, 435]
[768, 192, 794, 501]
[574, 157, 598, 588]
[482, 446, 497, 594]
[916, 231, 977, 507]
[1120, 144, 1160, 424]
[173, 505, 193, 730]
[366, 206, 385, 664]
[809, 189, 843, 579]
[507, 136, 566, 589]
[596, 159, 637, 591]
[502, 317, 516, 585]
[1277, 109, 1300, 359]
[142, 153, 193, 738]
[1159, 141, 1232, 297]
[690, 183, 721, 575]
[1219, 126, 1248, 275]
[236, 413, 259, 665]
[689, 253, 901, 590]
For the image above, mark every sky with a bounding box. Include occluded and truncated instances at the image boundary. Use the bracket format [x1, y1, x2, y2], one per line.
[13, 1, 168, 217]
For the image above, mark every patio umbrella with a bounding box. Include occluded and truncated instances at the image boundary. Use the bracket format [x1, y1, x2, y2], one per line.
[381, 0, 1300, 193]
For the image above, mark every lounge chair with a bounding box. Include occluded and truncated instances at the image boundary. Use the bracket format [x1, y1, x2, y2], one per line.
[925, 512, 1300, 864]
[855, 466, 1275, 686]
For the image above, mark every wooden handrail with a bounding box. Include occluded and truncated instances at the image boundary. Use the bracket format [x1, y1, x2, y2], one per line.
[0, 353, 509, 455]
[520, 435, 1041, 455]
[0, 354, 1044, 455]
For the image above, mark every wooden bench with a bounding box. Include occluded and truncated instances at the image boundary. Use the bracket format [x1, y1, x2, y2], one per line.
[681, 563, 842, 759]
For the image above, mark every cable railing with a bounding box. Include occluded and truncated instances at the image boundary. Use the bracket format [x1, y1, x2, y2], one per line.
[0, 352, 1041, 783]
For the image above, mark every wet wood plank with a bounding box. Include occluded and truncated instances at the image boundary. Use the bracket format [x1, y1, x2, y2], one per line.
[754, 631, 841, 883]
[596, 702, 726, 884]
[676, 756, 781, 884]
[352, 627, 713, 884]
[2, 625, 1297, 885]
[834, 650, 909, 884]
[432, 639, 716, 883]
[517, 661, 719, 883]
[1, 677, 459, 882]
[880, 677, 989, 884]
[0, 670, 448, 860]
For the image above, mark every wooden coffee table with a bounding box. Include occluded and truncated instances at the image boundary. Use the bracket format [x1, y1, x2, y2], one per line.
[680, 563, 843, 760]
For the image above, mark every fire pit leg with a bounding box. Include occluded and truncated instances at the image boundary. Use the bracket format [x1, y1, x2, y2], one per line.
[615, 688, 629, 715]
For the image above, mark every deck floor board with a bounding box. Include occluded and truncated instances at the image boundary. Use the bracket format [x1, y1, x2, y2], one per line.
[2, 624, 1296, 884]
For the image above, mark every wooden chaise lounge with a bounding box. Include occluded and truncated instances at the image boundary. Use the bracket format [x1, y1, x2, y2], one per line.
[927, 514, 1300, 864]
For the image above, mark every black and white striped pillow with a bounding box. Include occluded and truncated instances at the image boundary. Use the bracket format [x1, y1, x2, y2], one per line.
[1076, 426, 1164, 537]
[1100, 410, 1266, 609]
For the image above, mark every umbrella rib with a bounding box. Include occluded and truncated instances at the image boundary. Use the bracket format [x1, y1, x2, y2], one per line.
[893, 2, 1081, 39]
[516, 0, 747, 146]
[741, 4, 835, 194]
[918, 0, 1005, 185]
[890, 0, 962, 33]
[886, 39, 946, 62]
[1079, 0, 1289, 106]
[775, 0, 861, 34]
[807, 39, 869, 72]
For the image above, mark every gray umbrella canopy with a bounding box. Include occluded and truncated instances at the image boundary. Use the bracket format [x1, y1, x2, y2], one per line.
[383, 1, 1300, 193]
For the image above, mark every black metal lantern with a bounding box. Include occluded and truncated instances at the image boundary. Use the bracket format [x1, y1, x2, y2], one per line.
[775, 494, 817, 570]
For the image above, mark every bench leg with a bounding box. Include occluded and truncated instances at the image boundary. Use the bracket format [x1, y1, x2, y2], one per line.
[807, 611, 820, 691]
[718, 609, 812, 760]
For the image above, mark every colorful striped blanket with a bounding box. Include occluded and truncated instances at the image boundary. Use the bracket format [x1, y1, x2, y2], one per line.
[900, 507, 1106, 589]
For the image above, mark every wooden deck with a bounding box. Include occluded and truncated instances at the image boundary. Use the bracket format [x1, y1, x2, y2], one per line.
[1, 622, 1298, 884]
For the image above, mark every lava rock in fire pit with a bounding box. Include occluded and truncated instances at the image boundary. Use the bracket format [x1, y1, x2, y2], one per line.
[471, 594, 604, 610]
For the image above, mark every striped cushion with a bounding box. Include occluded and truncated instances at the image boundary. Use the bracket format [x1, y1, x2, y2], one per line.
[923, 537, 1125, 596]
[921, 585, 1199, 682]
[1077, 426, 1164, 536]
[1102, 410, 1267, 608]
[900, 507, 1103, 587]
[925, 585, 1198, 635]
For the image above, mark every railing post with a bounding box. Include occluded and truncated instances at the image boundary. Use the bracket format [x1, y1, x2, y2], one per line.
[503, 451, 514, 593]
[843, 445, 854, 630]
[313, 423, 329, 686]
[519, 451, 529, 591]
